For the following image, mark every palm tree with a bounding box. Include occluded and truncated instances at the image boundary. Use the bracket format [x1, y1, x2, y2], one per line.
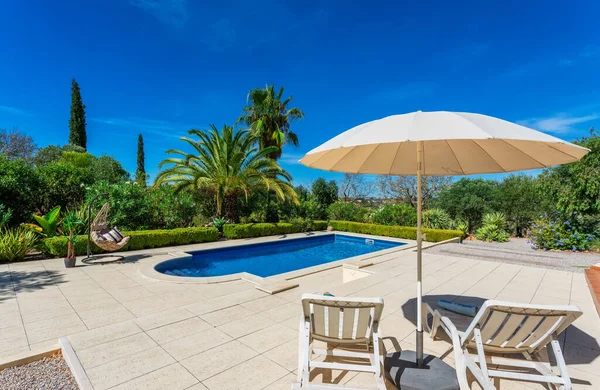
[154, 125, 298, 221]
[237, 85, 304, 160]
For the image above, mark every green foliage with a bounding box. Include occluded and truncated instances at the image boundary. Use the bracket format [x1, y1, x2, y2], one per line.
[437, 178, 498, 233]
[222, 222, 307, 239]
[312, 220, 328, 231]
[285, 217, 313, 232]
[329, 221, 464, 242]
[211, 217, 228, 233]
[29, 206, 62, 237]
[237, 85, 304, 160]
[529, 213, 597, 251]
[42, 227, 219, 257]
[371, 203, 417, 226]
[539, 129, 600, 216]
[496, 175, 543, 236]
[0, 155, 42, 225]
[423, 208, 452, 230]
[312, 178, 338, 212]
[0, 227, 37, 261]
[37, 162, 94, 212]
[475, 212, 509, 242]
[86, 182, 197, 231]
[61, 210, 84, 259]
[91, 155, 130, 183]
[33, 144, 86, 165]
[327, 201, 359, 221]
[455, 220, 469, 236]
[155, 125, 297, 221]
[0, 204, 12, 228]
[135, 134, 146, 186]
[69, 79, 87, 149]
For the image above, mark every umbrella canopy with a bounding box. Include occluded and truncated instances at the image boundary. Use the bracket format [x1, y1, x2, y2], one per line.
[299, 110, 589, 368]
[300, 111, 589, 175]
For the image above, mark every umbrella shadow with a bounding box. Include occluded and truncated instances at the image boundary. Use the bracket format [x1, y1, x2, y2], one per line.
[400, 294, 600, 367]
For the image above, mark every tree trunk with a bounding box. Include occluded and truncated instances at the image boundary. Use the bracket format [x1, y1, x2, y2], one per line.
[223, 196, 239, 223]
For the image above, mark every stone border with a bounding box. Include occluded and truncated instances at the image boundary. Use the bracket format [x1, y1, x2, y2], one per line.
[0, 339, 93, 390]
[59, 337, 93, 390]
[0, 344, 60, 371]
[138, 231, 416, 291]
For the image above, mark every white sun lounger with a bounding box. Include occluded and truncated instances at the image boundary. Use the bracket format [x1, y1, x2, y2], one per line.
[424, 300, 582, 390]
[292, 293, 386, 390]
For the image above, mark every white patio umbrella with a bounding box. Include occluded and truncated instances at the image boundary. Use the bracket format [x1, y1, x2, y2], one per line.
[299, 111, 589, 368]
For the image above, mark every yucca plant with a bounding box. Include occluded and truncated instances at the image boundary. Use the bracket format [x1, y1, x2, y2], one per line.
[423, 208, 452, 230]
[62, 212, 84, 261]
[476, 212, 509, 242]
[0, 227, 37, 261]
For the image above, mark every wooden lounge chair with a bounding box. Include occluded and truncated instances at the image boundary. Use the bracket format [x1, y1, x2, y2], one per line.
[292, 293, 386, 390]
[424, 300, 582, 390]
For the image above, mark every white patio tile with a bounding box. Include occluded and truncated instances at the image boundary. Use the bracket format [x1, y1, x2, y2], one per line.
[202, 355, 288, 390]
[180, 340, 258, 381]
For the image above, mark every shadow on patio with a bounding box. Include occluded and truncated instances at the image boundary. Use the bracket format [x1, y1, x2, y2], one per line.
[0, 269, 67, 302]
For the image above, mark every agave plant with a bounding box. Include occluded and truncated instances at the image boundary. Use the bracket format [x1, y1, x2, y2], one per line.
[0, 227, 37, 261]
[475, 212, 509, 242]
[423, 208, 452, 230]
[210, 217, 228, 233]
[22, 206, 61, 237]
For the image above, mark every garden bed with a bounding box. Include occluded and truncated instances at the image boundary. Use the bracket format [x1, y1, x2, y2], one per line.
[0, 352, 78, 390]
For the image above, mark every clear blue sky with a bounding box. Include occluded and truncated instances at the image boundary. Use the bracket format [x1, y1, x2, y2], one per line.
[1, 1, 599, 186]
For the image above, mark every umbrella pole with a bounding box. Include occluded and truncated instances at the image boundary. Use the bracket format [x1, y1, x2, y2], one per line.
[416, 141, 424, 367]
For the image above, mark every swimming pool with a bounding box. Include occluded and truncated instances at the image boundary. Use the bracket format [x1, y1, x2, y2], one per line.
[154, 234, 405, 278]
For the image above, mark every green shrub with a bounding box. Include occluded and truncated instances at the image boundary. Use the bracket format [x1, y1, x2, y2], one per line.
[286, 217, 313, 233]
[222, 223, 301, 239]
[371, 203, 417, 226]
[0, 227, 38, 261]
[529, 214, 597, 251]
[327, 201, 359, 221]
[423, 208, 452, 230]
[329, 221, 463, 242]
[312, 220, 328, 231]
[475, 212, 509, 242]
[41, 227, 219, 257]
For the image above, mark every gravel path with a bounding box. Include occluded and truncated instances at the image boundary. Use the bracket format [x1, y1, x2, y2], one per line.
[425, 237, 600, 272]
[0, 353, 78, 390]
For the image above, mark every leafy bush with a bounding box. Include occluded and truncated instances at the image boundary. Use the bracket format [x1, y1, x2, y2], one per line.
[222, 223, 299, 239]
[423, 208, 452, 230]
[529, 214, 597, 251]
[475, 212, 510, 242]
[86, 182, 198, 230]
[371, 203, 417, 226]
[0, 227, 37, 261]
[329, 221, 464, 242]
[454, 220, 469, 236]
[0, 204, 12, 228]
[327, 201, 359, 221]
[41, 227, 219, 257]
[0, 156, 42, 225]
[312, 220, 328, 231]
[286, 217, 313, 232]
[25, 206, 62, 237]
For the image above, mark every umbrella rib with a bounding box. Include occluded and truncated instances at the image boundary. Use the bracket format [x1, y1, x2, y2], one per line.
[328, 146, 358, 172]
[499, 139, 547, 168]
[387, 143, 403, 175]
[354, 144, 383, 174]
[470, 140, 507, 172]
[543, 142, 580, 160]
[445, 140, 465, 175]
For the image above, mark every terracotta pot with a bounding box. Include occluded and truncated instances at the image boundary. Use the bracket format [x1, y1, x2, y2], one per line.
[64, 258, 76, 268]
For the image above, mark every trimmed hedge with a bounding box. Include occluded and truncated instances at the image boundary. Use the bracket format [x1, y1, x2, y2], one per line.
[42, 227, 219, 257]
[329, 221, 464, 243]
[223, 220, 329, 239]
[312, 220, 328, 231]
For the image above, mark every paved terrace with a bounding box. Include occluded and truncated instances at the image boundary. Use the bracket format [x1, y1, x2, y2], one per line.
[0, 234, 599, 389]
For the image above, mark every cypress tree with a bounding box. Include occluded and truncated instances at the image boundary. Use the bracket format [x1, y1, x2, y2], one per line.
[135, 133, 146, 186]
[68, 78, 87, 149]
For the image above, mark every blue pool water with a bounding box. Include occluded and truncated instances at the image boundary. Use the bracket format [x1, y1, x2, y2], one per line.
[155, 234, 404, 278]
